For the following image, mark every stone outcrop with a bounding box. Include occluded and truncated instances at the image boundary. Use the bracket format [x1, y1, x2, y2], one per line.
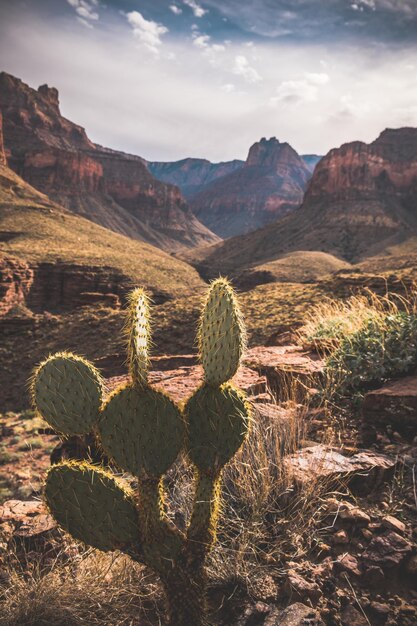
[243, 345, 325, 402]
[0, 255, 33, 315]
[362, 374, 417, 438]
[284, 445, 396, 494]
[0, 72, 219, 251]
[190, 137, 312, 238]
[0, 255, 179, 317]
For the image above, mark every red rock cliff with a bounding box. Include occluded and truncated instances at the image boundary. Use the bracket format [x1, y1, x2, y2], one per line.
[190, 137, 312, 238]
[0, 111, 6, 166]
[0, 72, 218, 251]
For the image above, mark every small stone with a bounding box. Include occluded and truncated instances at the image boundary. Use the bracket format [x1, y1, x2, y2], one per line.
[382, 515, 406, 535]
[341, 604, 369, 626]
[284, 571, 322, 604]
[370, 601, 390, 616]
[361, 528, 373, 541]
[333, 530, 349, 545]
[339, 505, 371, 526]
[362, 531, 412, 569]
[335, 553, 362, 577]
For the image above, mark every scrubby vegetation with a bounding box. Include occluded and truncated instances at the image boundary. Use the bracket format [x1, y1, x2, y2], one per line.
[300, 289, 417, 396]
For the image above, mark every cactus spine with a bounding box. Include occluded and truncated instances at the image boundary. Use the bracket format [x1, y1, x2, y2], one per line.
[32, 278, 251, 626]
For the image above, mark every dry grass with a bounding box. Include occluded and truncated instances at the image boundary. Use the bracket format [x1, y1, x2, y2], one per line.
[0, 394, 334, 624]
[0, 550, 163, 626]
[0, 164, 203, 299]
[298, 287, 417, 397]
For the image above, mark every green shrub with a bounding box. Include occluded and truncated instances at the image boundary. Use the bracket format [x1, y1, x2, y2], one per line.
[326, 311, 417, 395]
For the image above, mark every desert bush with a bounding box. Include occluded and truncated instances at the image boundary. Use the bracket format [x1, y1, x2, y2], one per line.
[300, 289, 417, 396]
[327, 311, 417, 395]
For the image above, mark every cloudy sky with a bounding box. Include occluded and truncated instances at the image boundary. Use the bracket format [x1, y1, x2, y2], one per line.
[1, 0, 417, 161]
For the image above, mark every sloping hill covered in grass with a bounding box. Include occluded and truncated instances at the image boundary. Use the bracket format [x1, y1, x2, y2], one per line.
[0, 163, 204, 299]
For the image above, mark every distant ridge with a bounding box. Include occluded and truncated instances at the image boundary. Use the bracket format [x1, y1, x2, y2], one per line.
[181, 128, 417, 278]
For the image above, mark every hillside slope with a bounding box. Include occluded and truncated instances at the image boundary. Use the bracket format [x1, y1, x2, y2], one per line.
[0, 162, 204, 304]
[0, 72, 219, 252]
[184, 128, 417, 277]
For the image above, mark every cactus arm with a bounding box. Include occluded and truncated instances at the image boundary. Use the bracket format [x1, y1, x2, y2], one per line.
[99, 385, 185, 479]
[126, 288, 151, 389]
[32, 352, 103, 436]
[137, 476, 184, 573]
[45, 461, 141, 556]
[187, 469, 222, 564]
[198, 278, 246, 386]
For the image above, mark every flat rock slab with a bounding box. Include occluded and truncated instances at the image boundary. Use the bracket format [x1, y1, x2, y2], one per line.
[0, 499, 56, 539]
[284, 445, 396, 494]
[362, 375, 417, 436]
[244, 346, 325, 402]
[107, 365, 266, 403]
[265, 602, 324, 626]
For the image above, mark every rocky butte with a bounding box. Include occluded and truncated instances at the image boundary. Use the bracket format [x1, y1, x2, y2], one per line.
[189, 136, 312, 238]
[0, 71, 219, 252]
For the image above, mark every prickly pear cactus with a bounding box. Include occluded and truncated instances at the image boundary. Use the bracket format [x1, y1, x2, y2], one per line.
[32, 278, 251, 626]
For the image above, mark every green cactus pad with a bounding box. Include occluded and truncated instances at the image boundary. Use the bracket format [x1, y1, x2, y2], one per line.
[99, 385, 184, 478]
[45, 461, 139, 552]
[199, 278, 246, 386]
[185, 384, 251, 472]
[32, 352, 103, 436]
[127, 288, 151, 389]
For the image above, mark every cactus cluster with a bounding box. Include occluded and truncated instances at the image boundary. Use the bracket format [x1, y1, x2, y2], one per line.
[32, 278, 251, 626]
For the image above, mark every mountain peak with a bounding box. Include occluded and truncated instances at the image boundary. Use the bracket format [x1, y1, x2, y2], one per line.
[245, 136, 302, 169]
[38, 83, 60, 113]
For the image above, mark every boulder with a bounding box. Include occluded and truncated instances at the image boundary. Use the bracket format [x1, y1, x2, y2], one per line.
[283, 445, 396, 494]
[362, 375, 417, 437]
[0, 499, 56, 550]
[362, 530, 412, 570]
[244, 346, 325, 402]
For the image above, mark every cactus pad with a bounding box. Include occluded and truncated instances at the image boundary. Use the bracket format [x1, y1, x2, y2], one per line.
[199, 278, 246, 386]
[100, 385, 184, 478]
[185, 384, 251, 472]
[45, 461, 139, 552]
[32, 353, 103, 436]
[127, 288, 151, 389]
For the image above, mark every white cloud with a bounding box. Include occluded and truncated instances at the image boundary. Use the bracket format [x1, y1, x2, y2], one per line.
[126, 11, 168, 55]
[192, 32, 225, 66]
[193, 34, 211, 48]
[270, 72, 330, 106]
[232, 55, 262, 83]
[170, 5, 183, 15]
[306, 72, 330, 85]
[183, 0, 207, 18]
[3, 7, 417, 162]
[66, 0, 99, 23]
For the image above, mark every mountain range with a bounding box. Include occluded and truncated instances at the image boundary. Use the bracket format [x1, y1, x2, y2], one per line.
[1, 70, 417, 298]
[182, 127, 417, 283]
[150, 139, 316, 238]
